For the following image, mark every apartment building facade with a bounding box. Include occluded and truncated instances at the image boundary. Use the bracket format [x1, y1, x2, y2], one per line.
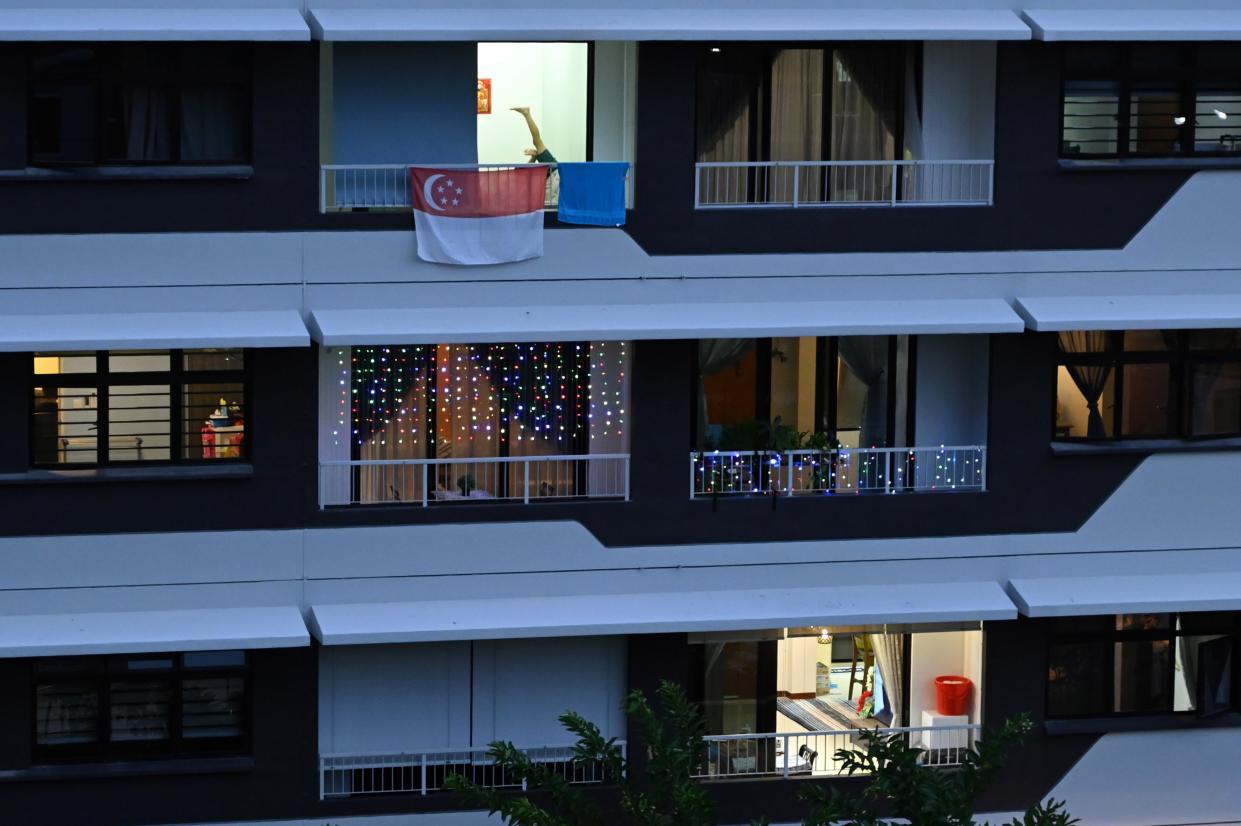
[1, 2, 1241, 824]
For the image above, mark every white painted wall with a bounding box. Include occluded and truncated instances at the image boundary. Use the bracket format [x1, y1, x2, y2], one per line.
[914, 335, 989, 447]
[476, 42, 587, 165]
[776, 635, 821, 697]
[908, 631, 982, 725]
[920, 42, 996, 161]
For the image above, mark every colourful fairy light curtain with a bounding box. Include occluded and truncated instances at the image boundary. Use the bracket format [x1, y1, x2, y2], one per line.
[349, 342, 628, 461]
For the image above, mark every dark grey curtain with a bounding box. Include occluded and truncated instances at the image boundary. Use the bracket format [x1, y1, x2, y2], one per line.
[837, 336, 889, 447]
[1059, 331, 1112, 438]
[123, 85, 172, 160]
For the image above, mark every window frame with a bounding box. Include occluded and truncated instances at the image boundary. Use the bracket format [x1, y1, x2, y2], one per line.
[1053, 331, 1241, 442]
[694, 335, 910, 450]
[30, 349, 250, 468]
[26, 43, 253, 168]
[1044, 614, 1237, 721]
[1060, 43, 1241, 159]
[31, 651, 251, 765]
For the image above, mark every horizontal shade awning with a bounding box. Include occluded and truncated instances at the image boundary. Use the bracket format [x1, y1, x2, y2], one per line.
[309, 581, 1017, 644]
[0, 606, 310, 658]
[308, 7, 1031, 41]
[1023, 9, 1241, 41]
[1015, 294, 1241, 332]
[0, 309, 310, 352]
[309, 298, 1024, 345]
[1009, 572, 1241, 618]
[0, 8, 311, 40]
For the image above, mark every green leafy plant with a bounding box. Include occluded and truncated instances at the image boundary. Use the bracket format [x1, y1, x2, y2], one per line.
[799, 715, 1079, 826]
[445, 680, 715, 826]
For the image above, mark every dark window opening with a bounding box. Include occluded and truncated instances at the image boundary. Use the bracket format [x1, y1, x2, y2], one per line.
[1061, 44, 1241, 158]
[31, 349, 248, 467]
[1054, 330, 1241, 441]
[1046, 613, 1236, 720]
[28, 44, 251, 167]
[33, 651, 249, 763]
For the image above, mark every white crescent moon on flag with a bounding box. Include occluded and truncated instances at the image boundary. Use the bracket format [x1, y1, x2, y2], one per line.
[422, 173, 446, 211]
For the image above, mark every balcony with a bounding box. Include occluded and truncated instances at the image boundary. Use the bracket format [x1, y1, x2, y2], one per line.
[318, 454, 630, 508]
[689, 446, 987, 498]
[693, 160, 994, 209]
[320, 743, 624, 798]
[696, 725, 980, 780]
[319, 162, 560, 213]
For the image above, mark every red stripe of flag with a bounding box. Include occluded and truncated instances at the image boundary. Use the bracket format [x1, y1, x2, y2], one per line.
[410, 166, 547, 219]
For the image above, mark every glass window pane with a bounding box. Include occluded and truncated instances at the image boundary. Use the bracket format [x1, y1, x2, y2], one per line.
[1175, 634, 1231, 712]
[1186, 329, 1241, 351]
[1113, 640, 1172, 713]
[109, 680, 171, 741]
[184, 383, 245, 460]
[1129, 87, 1186, 154]
[1188, 362, 1241, 436]
[769, 337, 816, 446]
[108, 384, 171, 461]
[183, 349, 244, 371]
[1121, 363, 1171, 436]
[33, 385, 98, 464]
[1116, 614, 1171, 631]
[1056, 365, 1116, 439]
[836, 336, 890, 448]
[183, 650, 246, 669]
[830, 48, 899, 202]
[1122, 330, 1173, 351]
[1063, 81, 1120, 156]
[702, 641, 759, 735]
[1194, 91, 1241, 153]
[1058, 331, 1111, 354]
[108, 351, 170, 373]
[699, 339, 758, 449]
[181, 677, 246, 739]
[1047, 641, 1109, 717]
[36, 682, 99, 745]
[180, 87, 247, 162]
[34, 353, 97, 374]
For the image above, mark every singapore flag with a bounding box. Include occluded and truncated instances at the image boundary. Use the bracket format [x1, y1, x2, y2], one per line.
[410, 166, 547, 265]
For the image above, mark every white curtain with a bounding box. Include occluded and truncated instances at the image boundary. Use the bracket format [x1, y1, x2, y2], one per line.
[831, 49, 898, 201]
[123, 86, 172, 160]
[770, 48, 824, 203]
[870, 633, 905, 727]
[698, 339, 756, 447]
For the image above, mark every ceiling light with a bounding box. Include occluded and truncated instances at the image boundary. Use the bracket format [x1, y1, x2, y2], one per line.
[710, 47, 721, 53]
[1174, 116, 1187, 126]
[1215, 108, 1229, 120]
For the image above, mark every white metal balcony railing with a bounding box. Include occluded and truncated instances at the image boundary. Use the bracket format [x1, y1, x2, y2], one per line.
[318, 454, 630, 508]
[694, 160, 994, 209]
[689, 446, 987, 498]
[320, 743, 625, 799]
[696, 725, 980, 780]
[320, 162, 558, 213]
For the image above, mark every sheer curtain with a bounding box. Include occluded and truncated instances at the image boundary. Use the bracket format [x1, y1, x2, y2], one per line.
[180, 87, 245, 161]
[1059, 331, 1112, 438]
[769, 48, 823, 203]
[831, 49, 899, 201]
[697, 68, 753, 204]
[123, 86, 172, 160]
[870, 633, 905, 727]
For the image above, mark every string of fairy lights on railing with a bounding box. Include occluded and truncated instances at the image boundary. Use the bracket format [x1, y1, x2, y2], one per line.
[337, 343, 628, 451]
[691, 446, 985, 496]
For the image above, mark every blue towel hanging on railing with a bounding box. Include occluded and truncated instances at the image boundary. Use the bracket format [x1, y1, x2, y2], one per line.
[556, 162, 630, 226]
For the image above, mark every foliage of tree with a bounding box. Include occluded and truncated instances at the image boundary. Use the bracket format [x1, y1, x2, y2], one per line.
[448, 684, 1077, 826]
[445, 680, 714, 826]
[797, 715, 1079, 826]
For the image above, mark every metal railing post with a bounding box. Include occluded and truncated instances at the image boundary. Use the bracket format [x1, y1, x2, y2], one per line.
[624, 456, 631, 501]
[523, 460, 531, 504]
[787, 453, 794, 495]
[693, 164, 702, 208]
[421, 753, 428, 795]
[979, 446, 988, 491]
[987, 162, 995, 205]
[886, 450, 894, 495]
[791, 164, 800, 208]
[890, 162, 898, 205]
[420, 463, 428, 507]
[319, 167, 328, 213]
[319, 757, 325, 800]
[782, 733, 790, 778]
[317, 465, 325, 511]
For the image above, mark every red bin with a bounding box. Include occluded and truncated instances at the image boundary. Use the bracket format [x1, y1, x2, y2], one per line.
[934, 675, 973, 716]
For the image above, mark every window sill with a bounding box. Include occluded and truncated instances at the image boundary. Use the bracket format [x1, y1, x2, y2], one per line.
[1046, 712, 1241, 736]
[1058, 157, 1241, 172]
[0, 464, 254, 485]
[1051, 437, 1241, 456]
[0, 755, 254, 783]
[0, 165, 254, 181]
